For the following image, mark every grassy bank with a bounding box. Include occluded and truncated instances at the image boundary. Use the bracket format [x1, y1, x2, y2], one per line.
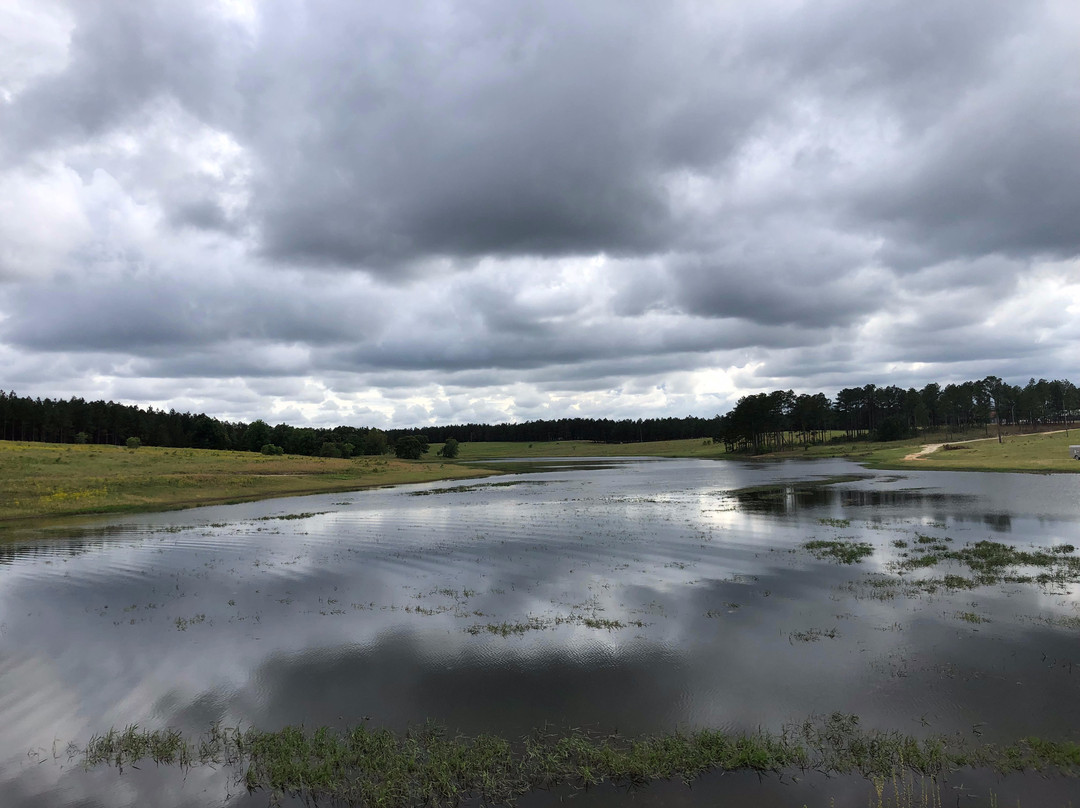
[81, 716, 1080, 807]
[860, 428, 1080, 472]
[0, 441, 492, 528]
[452, 438, 725, 460]
[443, 426, 1080, 473]
[766, 428, 1078, 472]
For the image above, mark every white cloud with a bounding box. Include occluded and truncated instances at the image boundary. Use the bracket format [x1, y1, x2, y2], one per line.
[0, 0, 72, 101]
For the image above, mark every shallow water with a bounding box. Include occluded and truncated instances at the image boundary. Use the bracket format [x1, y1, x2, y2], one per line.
[1, 458, 1079, 806]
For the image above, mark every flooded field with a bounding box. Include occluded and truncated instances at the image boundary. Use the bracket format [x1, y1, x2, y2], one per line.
[1, 458, 1079, 806]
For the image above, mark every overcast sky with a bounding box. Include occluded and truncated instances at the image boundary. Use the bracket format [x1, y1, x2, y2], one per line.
[1, 0, 1079, 429]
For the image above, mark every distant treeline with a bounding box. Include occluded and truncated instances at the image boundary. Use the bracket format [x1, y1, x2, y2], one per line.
[0, 392, 389, 458]
[1, 375, 1077, 457]
[714, 377, 1079, 453]
[389, 416, 718, 445]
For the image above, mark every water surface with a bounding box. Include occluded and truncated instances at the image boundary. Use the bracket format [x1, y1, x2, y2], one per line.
[1, 458, 1078, 806]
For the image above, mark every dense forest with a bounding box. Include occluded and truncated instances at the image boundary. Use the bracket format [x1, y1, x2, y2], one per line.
[1, 376, 1077, 458]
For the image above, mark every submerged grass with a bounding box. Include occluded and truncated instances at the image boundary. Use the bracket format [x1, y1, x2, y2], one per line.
[407, 480, 558, 496]
[465, 613, 647, 636]
[80, 714, 1080, 807]
[805, 539, 875, 564]
[726, 474, 869, 502]
[838, 538, 1080, 600]
[895, 539, 1080, 585]
[790, 627, 840, 642]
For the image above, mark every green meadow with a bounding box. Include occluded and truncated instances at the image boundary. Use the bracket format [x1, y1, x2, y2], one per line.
[449, 437, 727, 459]
[0, 441, 492, 528]
[858, 428, 1080, 472]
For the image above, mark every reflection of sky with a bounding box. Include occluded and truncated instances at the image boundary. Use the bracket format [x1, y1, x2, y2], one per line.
[1, 459, 1079, 806]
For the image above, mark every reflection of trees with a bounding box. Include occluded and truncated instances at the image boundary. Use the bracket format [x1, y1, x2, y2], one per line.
[731, 484, 1020, 532]
[733, 484, 975, 517]
[0, 529, 134, 565]
[982, 513, 1012, 531]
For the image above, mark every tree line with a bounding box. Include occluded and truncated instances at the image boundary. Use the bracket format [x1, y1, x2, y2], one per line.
[1, 375, 1077, 458]
[388, 416, 720, 445]
[715, 377, 1079, 452]
[0, 392, 391, 458]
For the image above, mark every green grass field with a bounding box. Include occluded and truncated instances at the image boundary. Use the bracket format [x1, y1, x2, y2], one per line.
[864, 429, 1080, 472]
[450, 438, 726, 460]
[0, 441, 492, 528]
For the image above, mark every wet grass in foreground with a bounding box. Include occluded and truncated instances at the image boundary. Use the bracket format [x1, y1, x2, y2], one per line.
[80, 714, 1080, 806]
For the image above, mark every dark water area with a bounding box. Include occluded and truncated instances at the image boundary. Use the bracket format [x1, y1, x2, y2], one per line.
[1, 459, 1079, 806]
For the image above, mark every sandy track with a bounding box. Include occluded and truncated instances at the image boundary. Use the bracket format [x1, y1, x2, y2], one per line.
[902, 429, 1070, 461]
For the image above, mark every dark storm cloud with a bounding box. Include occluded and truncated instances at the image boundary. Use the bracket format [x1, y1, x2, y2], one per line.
[0, 259, 811, 390]
[762, 0, 1025, 117]
[665, 243, 885, 328]
[0, 271, 379, 351]
[324, 313, 816, 375]
[168, 198, 234, 233]
[241, 0, 762, 269]
[2, 1, 243, 159]
[746, 0, 1080, 269]
[862, 96, 1080, 266]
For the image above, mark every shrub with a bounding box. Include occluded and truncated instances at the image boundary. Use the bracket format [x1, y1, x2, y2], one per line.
[260, 444, 284, 456]
[394, 436, 424, 460]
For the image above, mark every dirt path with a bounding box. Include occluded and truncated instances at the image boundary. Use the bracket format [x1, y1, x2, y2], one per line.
[902, 429, 1071, 461]
[902, 438, 991, 461]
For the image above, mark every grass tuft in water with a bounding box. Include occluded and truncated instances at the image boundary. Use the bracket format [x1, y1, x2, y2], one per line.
[790, 627, 840, 642]
[838, 537, 1080, 600]
[253, 511, 329, 521]
[893, 540, 1080, 584]
[804, 539, 874, 564]
[84, 725, 193, 771]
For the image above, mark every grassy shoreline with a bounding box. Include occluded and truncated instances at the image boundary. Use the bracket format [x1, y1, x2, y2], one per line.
[0, 441, 493, 530]
[3, 428, 1077, 527]
[454, 427, 1080, 473]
